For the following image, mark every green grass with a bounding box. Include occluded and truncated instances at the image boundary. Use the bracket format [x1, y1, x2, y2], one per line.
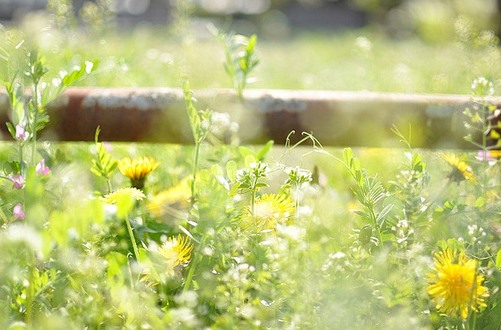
[2, 23, 500, 94]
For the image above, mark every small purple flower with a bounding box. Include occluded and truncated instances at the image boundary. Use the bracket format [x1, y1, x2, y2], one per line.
[15, 125, 28, 142]
[36, 159, 50, 176]
[13, 203, 25, 220]
[9, 174, 25, 190]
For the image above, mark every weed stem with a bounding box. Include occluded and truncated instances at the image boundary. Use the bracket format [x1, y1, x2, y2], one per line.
[124, 216, 140, 261]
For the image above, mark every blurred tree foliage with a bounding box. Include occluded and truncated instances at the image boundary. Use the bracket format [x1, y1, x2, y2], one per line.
[350, 0, 500, 42]
[38, 0, 501, 44]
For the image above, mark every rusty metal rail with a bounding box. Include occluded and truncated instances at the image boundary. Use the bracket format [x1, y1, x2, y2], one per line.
[0, 87, 499, 148]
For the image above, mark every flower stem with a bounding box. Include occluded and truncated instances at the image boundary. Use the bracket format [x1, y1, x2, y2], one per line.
[183, 234, 207, 293]
[124, 216, 140, 260]
[31, 82, 39, 165]
[190, 141, 201, 204]
[369, 207, 384, 246]
[106, 179, 113, 195]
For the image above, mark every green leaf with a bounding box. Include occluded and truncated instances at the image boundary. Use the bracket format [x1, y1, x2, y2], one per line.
[6, 122, 15, 139]
[91, 126, 117, 179]
[5, 80, 26, 125]
[226, 160, 237, 182]
[343, 148, 353, 165]
[490, 130, 500, 140]
[496, 249, 501, 268]
[376, 204, 394, 226]
[359, 224, 372, 245]
[229, 182, 240, 196]
[480, 300, 501, 330]
[246, 35, 257, 53]
[116, 193, 135, 219]
[475, 197, 486, 208]
[238, 146, 254, 158]
[255, 140, 274, 161]
[353, 210, 370, 221]
[216, 175, 230, 191]
[244, 154, 257, 167]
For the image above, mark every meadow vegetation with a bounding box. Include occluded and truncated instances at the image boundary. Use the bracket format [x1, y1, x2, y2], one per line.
[1, 3, 501, 329]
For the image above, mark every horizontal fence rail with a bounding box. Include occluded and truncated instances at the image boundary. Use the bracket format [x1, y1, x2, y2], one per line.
[0, 88, 500, 148]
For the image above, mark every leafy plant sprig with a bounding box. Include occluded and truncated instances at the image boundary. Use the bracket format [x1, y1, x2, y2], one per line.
[342, 148, 393, 248]
[283, 166, 312, 212]
[209, 24, 259, 101]
[463, 77, 500, 152]
[182, 81, 213, 294]
[234, 161, 269, 217]
[90, 126, 117, 194]
[183, 81, 212, 201]
[5, 50, 97, 166]
[388, 125, 430, 246]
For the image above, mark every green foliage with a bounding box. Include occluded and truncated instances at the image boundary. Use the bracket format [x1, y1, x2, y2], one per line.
[210, 25, 259, 101]
[464, 77, 501, 150]
[183, 81, 211, 145]
[343, 148, 393, 247]
[90, 127, 117, 193]
[1, 11, 501, 330]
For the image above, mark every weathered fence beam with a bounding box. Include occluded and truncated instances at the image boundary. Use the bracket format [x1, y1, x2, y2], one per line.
[0, 87, 499, 148]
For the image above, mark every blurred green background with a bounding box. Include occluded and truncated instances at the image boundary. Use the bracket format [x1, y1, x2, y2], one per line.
[0, 0, 500, 94]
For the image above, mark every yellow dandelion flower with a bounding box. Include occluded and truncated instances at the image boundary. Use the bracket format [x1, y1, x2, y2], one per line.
[489, 150, 501, 159]
[118, 156, 160, 189]
[442, 153, 476, 183]
[159, 234, 194, 267]
[102, 187, 146, 204]
[147, 178, 191, 218]
[427, 248, 489, 320]
[141, 234, 194, 285]
[241, 193, 295, 233]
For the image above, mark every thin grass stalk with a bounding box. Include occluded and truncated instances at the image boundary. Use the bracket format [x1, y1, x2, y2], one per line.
[124, 216, 140, 261]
